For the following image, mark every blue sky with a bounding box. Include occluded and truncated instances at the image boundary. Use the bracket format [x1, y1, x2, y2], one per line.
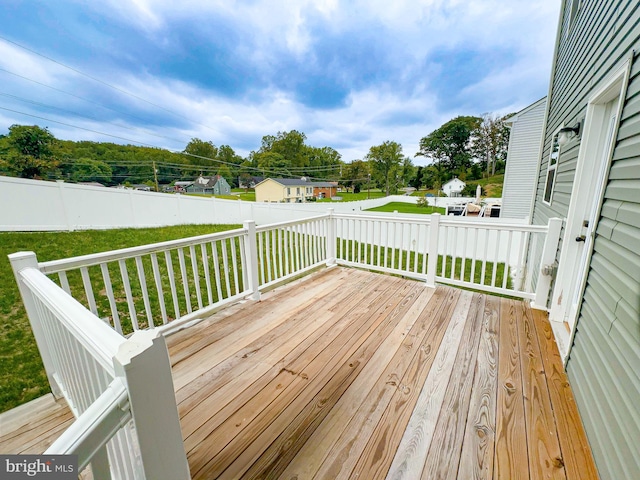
[0, 0, 560, 165]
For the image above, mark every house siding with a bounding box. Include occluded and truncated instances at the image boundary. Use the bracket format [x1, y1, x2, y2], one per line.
[502, 97, 547, 219]
[530, 1, 640, 479]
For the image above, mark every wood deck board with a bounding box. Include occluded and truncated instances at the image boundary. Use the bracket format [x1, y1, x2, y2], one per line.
[0, 267, 599, 480]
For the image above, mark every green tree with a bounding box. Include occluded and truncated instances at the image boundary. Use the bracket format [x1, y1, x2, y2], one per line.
[3, 125, 60, 178]
[341, 159, 370, 192]
[416, 116, 481, 174]
[70, 158, 112, 183]
[366, 141, 403, 196]
[471, 113, 511, 176]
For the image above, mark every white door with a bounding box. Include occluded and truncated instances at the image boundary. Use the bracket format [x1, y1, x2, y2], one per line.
[567, 109, 617, 325]
[549, 61, 629, 362]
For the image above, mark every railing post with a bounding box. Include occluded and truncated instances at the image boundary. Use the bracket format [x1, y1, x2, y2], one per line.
[532, 217, 563, 310]
[426, 213, 440, 287]
[326, 208, 337, 266]
[243, 220, 261, 301]
[113, 330, 190, 480]
[8, 251, 63, 398]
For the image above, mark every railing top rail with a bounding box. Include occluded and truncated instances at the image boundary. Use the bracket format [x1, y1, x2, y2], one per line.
[39, 226, 247, 274]
[333, 212, 549, 233]
[20, 267, 126, 374]
[255, 213, 330, 233]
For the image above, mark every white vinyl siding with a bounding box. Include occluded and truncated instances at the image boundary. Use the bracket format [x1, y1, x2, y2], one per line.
[502, 97, 546, 219]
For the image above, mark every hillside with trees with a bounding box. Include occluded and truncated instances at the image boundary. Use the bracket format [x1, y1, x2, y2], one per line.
[0, 114, 511, 194]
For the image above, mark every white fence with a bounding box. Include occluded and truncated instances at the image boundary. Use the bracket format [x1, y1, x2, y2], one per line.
[10, 211, 560, 477]
[0, 175, 505, 231]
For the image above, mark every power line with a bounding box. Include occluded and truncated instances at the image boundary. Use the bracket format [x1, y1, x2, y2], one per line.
[0, 107, 342, 181]
[0, 92, 189, 146]
[0, 35, 220, 134]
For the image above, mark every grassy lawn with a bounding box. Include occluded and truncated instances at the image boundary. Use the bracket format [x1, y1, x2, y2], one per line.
[317, 191, 387, 202]
[0, 224, 238, 413]
[365, 202, 446, 215]
[476, 174, 504, 197]
[237, 192, 256, 201]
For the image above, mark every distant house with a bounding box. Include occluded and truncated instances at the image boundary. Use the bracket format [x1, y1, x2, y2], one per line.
[238, 176, 264, 189]
[501, 97, 547, 219]
[442, 178, 465, 197]
[255, 178, 314, 203]
[184, 175, 231, 195]
[173, 181, 192, 193]
[133, 184, 151, 191]
[313, 182, 338, 199]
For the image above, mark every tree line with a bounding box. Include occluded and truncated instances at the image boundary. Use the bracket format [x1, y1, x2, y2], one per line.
[0, 113, 511, 193]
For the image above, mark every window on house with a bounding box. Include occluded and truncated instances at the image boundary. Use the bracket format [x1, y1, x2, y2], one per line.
[543, 131, 561, 205]
[296, 187, 300, 195]
[287, 187, 291, 195]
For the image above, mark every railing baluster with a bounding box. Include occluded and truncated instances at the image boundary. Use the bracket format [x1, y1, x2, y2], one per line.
[258, 231, 265, 285]
[177, 248, 192, 314]
[502, 230, 513, 290]
[391, 221, 396, 269]
[450, 225, 458, 280]
[211, 241, 223, 302]
[405, 223, 412, 272]
[100, 263, 122, 334]
[284, 227, 290, 276]
[491, 230, 500, 287]
[80, 267, 98, 316]
[189, 245, 203, 310]
[265, 230, 272, 283]
[150, 253, 168, 325]
[221, 238, 231, 298]
[278, 229, 284, 278]
[413, 223, 419, 274]
[239, 236, 248, 292]
[231, 237, 240, 295]
[295, 224, 302, 271]
[441, 226, 448, 278]
[480, 230, 489, 286]
[164, 251, 181, 320]
[201, 244, 213, 305]
[118, 259, 138, 331]
[363, 220, 368, 265]
[470, 228, 478, 284]
[460, 228, 468, 282]
[135, 256, 154, 328]
[384, 221, 389, 269]
[58, 271, 71, 294]
[398, 223, 404, 270]
[376, 221, 382, 267]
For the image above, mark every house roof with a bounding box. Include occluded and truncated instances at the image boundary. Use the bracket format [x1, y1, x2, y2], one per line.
[256, 178, 338, 188]
[443, 178, 465, 187]
[504, 96, 547, 125]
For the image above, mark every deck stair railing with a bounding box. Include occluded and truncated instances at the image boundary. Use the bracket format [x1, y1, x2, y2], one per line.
[9, 211, 561, 477]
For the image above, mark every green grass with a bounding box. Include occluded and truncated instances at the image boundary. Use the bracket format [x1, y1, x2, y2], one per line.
[337, 240, 512, 290]
[475, 174, 504, 197]
[0, 224, 239, 413]
[364, 202, 446, 215]
[317, 191, 387, 202]
[237, 192, 256, 201]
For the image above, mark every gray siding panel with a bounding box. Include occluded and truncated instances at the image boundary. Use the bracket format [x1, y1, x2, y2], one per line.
[530, 1, 640, 478]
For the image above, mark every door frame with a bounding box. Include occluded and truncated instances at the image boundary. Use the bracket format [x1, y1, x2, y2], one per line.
[548, 58, 631, 362]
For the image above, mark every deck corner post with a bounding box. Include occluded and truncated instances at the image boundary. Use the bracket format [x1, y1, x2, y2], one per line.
[113, 330, 190, 480]
[326, 208, 337, 266]
[426, 213, 441, 287]
[243, 220, 261, 301]
[532, 217, 563, 310]
[8, 251, 63, 398]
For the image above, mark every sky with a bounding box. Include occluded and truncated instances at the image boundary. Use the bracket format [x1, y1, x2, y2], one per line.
[0, 0, 561, 166]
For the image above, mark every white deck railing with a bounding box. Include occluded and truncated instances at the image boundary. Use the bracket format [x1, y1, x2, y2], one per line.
[9, 252, 189, 479]
[10, 211, 561, 478]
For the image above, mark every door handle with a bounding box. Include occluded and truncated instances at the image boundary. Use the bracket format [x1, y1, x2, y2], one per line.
[575, 235, 586, 242]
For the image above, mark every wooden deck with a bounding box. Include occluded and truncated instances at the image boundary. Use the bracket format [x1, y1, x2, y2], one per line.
[0, 266, 598, 479]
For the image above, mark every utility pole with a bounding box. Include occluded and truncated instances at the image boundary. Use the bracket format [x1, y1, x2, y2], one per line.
[153, 161, 159, 192]
[368, 173, 371, 199]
